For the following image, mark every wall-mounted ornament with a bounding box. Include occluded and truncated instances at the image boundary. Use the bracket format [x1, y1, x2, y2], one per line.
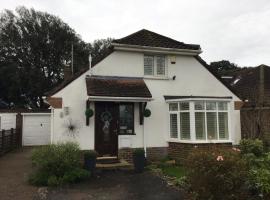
[143, 108, 151, 118]
[85, 108, 94, 126]
[62, 118, 81, 138]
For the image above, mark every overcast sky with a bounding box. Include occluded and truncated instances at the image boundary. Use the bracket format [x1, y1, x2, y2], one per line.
[1, 0, 270, 67]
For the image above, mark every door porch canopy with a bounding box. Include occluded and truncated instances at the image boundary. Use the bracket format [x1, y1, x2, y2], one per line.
[86, 75, 153, 102]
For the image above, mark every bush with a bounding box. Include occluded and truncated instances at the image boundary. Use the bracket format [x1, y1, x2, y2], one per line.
[242, 149, 270, 199]
[185, 148, 250, 200]
[240, 139, 264, 157]
[29, 142, 90, 186]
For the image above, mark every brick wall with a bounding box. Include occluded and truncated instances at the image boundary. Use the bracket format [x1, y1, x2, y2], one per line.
[168, 142, 233, 164]
[118, 147, 168, 163]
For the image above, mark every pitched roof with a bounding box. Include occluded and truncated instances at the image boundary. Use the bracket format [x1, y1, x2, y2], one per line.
[194, 56, 242, 100]
[113, 29, 201, 51]
[45, 48, 114, 96]
[86, 76, 152, 98]
[229, 65, 270, 107]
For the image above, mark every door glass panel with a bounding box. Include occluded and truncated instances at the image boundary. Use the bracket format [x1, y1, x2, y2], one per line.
[100, 110, 112, 142]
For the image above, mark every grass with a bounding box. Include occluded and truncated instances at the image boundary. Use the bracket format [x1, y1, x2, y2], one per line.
[160, 165, 186, 179]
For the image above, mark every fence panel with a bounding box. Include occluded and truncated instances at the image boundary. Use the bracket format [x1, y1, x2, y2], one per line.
[0, 128, 20, 156]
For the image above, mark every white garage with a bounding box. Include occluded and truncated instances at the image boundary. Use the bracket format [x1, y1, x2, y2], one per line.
[22, 113, 51, 146]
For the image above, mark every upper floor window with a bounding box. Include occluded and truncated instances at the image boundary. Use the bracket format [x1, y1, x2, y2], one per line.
[144, 55, 166, 77]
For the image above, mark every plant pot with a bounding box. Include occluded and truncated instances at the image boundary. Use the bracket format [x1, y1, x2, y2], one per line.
[84, 157, 96, 172]
[133, 154, 146, 173]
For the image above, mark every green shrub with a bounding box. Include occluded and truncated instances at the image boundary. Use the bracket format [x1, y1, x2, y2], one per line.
[242, 151, 270, 199]
[185, 148, 250, 200]
[83, 150, 98, 160]
[240, 139, 264, 157]
[47, 175, 61, 187]
[30, 142, 90, 186]
[62, 168, 90, 183]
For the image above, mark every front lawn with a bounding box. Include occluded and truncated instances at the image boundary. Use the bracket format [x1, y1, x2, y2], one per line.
[149, 139, 270, 200]
[160, 165, 186, 179]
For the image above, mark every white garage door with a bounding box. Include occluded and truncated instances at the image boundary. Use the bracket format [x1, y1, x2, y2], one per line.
[23, 114, 51, 146]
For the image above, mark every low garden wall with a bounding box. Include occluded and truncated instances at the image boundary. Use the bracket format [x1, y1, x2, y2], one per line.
[118, 147, 168, 163]
[168, 142, 233, 163]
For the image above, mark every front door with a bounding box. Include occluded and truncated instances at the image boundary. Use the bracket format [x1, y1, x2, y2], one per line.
[95, 102, 118, 156]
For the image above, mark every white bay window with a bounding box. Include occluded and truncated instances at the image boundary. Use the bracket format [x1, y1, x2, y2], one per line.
[169, 101, 230, 142]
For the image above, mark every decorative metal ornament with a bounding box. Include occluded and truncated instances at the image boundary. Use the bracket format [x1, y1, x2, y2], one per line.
[62, 118, 81, 138]
[100, 110, 112, 141]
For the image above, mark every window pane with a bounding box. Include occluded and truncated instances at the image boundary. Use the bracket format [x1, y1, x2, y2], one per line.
[218, 102, 228, 110]
[180, 102, 189, 110]
[156, 56, 165, 76]
[180, 112, 190, 139]
[219, 112, 229, 139]
[206, 102, 216, 110]
[119, 104, 134, 134]
[195, 112, 206, 139]
[169, 103, 178, 111]
[144, 55, 154, 75]
[207, 112, 217, 139]
[170, 114, 178, 138]
[195, 101, 204, 110]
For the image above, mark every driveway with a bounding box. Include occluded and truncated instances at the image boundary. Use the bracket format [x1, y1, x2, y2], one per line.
[45, 170, 184, 200]
[0, 148, 37, 200]
[0, 148, 184, 200]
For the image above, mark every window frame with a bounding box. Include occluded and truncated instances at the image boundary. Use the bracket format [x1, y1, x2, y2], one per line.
[118, 103, 135, 135]
[143, 54, 168, 77]
[168, 100, 231, 143]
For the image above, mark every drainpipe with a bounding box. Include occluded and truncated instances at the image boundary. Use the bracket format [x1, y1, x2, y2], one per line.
[143, 120, 147, 157]
[143, 103, 147, 158]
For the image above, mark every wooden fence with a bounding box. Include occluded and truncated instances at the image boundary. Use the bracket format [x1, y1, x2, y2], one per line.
[0, 128, 21, 155]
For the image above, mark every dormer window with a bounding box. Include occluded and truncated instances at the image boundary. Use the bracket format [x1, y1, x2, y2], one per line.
[144, 55, 167, 77]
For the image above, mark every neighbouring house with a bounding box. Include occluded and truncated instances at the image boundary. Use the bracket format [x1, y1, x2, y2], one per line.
[227, 65, 270, 145]
[46, 29, 242, 162]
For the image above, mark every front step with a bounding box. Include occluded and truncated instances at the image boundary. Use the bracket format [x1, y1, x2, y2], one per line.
[96, 159, 133, 170]
[97, 156, 119, 164]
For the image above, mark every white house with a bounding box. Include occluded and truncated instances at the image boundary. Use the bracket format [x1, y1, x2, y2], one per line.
[47, 29, 242, 161]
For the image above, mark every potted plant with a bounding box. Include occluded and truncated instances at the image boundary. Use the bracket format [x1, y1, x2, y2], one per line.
[133, 148, 146, 173]
[83, 150, 97, 172]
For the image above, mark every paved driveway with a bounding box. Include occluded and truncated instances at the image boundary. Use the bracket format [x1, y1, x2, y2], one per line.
[0, 148, 37, 200]
[0, 148, 184, 200]
[46, 170, 184, 200]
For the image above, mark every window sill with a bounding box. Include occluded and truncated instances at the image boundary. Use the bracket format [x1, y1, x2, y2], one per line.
[118, 133, 136, 136]
[167, 139, 232, 144]
[144, 76, 169, 80]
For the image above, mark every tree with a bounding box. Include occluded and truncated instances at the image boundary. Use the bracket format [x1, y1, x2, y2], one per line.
[89, 38, 113, 62]
[0, 7, 91, 108]
[210, 60, 240, 76]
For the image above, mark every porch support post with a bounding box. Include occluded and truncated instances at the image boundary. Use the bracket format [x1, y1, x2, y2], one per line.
[86, 100, 90, 126]
[139, 102, 143, 125]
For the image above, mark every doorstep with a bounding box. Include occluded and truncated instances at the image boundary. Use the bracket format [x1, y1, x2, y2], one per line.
[96, 159, 133, 170]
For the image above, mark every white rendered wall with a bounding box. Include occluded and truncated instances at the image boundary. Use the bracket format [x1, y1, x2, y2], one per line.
[51, 50, 241, 150]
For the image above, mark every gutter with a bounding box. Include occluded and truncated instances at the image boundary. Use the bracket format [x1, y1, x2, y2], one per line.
[88, 96, 153, 102]
[112, 43, 202, 56]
